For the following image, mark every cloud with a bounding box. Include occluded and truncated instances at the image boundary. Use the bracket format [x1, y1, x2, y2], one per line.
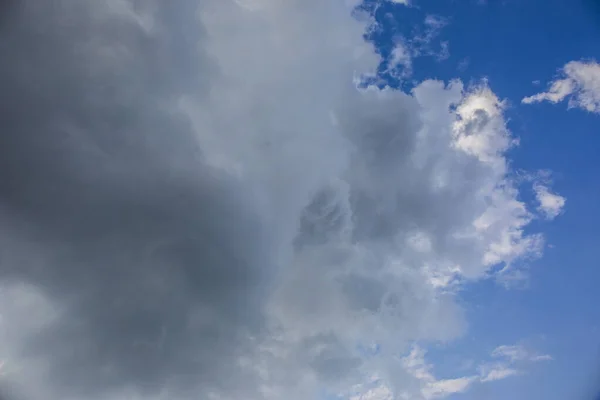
[387, 41, 413, 78]
[458, 57, 470, 72]
[358, 342, 553, 399]
[422, 377, 476, 399]
[522, 60, 600, 113]
[0, 1, 559, 400]
[475, 343, 552, 384]
[400, 346, 478, 399]
[491, 344, 553, 363]
[384, 15, 450, 80]
[369, 342, 551, 399]
[479, 366, 520, 382]
[530, 354, 554, 362]
[534, 184, 566, 220]
[411, 15, 451, 61]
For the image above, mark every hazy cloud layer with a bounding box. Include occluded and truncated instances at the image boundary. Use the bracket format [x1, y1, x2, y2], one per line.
[0, 1, 559, 399]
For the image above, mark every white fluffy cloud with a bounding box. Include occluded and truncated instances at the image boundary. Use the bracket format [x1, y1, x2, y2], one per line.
[522, 60, 600, 113]
[0, 1, 559, 400]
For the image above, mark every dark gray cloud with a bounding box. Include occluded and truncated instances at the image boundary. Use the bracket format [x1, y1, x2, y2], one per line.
[0, 1, 275, 398]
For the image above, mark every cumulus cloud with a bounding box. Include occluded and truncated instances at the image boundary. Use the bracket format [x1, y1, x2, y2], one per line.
[522, 60, 600, 113]
[0, 1, 559, 400]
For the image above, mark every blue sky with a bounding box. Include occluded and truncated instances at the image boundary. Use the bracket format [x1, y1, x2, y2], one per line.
[361, 0, 600, 399]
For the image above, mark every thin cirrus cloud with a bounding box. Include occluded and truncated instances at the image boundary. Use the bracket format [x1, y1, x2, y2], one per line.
[0, 1, 560, 400]
[475, 344, 552, 384]
[491, 344, 553, 364]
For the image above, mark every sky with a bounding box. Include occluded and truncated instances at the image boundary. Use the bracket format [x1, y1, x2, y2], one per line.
[0, 0, 599, 400]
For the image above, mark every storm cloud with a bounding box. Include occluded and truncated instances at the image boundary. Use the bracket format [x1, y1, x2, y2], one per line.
[0, 1, 555, 399]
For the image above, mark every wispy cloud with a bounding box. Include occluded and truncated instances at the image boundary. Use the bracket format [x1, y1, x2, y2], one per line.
[534, 184, 566, 220]
[492, 344, 553, 363]
[401, 346, 479, 399]
[523, 59, 600, 113]
[479, 365, 520, 382]
[384, 15, 451, 80]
